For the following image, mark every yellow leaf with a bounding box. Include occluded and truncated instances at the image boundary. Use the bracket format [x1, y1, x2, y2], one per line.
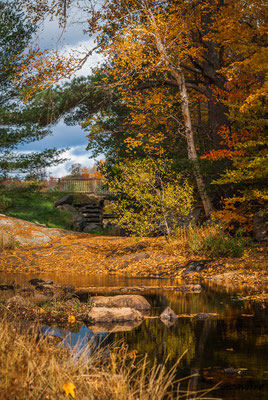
[62, 381, 76, 398]
[68, 315, 76, 323]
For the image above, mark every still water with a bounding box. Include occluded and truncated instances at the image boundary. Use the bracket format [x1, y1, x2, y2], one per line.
[1, 272, 267, 399]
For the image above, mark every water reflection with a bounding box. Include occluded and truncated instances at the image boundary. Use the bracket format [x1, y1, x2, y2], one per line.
[40, 287, 267, 400]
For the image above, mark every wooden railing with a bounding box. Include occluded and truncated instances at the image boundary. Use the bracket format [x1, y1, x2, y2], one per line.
[58, 178, 111, 195]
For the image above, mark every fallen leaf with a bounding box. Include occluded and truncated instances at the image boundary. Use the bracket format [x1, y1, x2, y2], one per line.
[62, 381, 76, 398]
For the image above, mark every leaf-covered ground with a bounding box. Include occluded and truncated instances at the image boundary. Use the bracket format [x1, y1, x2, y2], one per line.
[0, 227, 267, 296]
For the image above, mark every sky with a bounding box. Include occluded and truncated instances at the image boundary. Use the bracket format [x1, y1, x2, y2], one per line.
[18, 12, 103, 177]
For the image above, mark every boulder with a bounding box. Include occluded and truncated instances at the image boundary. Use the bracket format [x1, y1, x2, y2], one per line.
[91, 295, 151, 311]
[54, 195, 74, 207]
[72, 212, 86, 231]
[85, 307, 143, 323]
[160, 306, 178, 320]
[83, 223, 100, 233]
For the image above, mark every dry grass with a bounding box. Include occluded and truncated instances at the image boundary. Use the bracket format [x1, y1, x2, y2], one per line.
[0, 318, 218, 400]
[169, 224, 250, 258]
[0, 232, 16, 252]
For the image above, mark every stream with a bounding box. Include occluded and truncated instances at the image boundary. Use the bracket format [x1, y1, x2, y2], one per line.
[1, 272, 267, 400]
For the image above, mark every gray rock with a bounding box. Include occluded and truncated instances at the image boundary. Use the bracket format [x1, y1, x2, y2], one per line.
[224, 367, 239, 374]
[253, 209, 267, 241]
[72, 212, 86, 231]
[85, 307, 143, 323]
[160, 307, 178, 320]
[29, 278, 53, 286]
[184, 260, 209, 274]
[83, 223, 100, 233]
[194, 313, 216, 320]
[54, 195, 74, 207]
[91, 295, 151, 311]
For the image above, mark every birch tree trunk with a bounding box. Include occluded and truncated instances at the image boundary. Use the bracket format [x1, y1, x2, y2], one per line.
[146, 7, 213, 217]
[171, 66, 213, 217]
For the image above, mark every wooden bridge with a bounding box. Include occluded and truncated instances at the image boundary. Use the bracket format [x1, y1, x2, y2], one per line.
[58, 177, 111, 195]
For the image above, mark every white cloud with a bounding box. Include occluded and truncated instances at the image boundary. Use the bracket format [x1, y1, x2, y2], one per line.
[46, 146, 103, 178]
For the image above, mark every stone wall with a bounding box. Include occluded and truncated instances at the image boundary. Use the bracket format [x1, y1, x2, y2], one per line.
[55, 194, 104, 233]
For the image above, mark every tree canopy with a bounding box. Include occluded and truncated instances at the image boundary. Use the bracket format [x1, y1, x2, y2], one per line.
[0, 0, 67, 178]
[13, 0, 267, 229]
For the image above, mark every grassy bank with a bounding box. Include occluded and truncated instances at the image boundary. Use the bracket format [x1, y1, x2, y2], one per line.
[0, 318, 216, 400]
[0, 191, 73, 229]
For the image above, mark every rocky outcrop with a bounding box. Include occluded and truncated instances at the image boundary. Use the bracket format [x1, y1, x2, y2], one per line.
[0, 215, 65, 246]
[84, 307, 143, 323]
[91, 295, 151, 311]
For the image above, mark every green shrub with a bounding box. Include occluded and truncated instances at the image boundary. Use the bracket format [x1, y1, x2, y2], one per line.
[104, 158, 194, 239]
[2, 180, 43, 193]
[0, 194, 12, 210]
[188, 225, 250, 258]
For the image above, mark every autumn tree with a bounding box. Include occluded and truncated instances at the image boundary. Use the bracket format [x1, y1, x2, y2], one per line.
[18, 0, 267, 226]
[202, 0, 268, 229]
[21, 0, 216, 215]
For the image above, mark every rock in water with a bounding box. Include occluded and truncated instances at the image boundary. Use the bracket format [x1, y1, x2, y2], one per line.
[91, 295, 151, 311]
[85, 307, 143, 323]
[29, 278, 53, 286]
[160, 307, 178, 320]
[184, 260, 209, 274]
[194, 313, 216, 320]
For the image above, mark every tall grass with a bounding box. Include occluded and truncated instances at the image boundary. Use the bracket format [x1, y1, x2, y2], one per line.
[173, 224, 250, 258]
[0, 318, 218, 399]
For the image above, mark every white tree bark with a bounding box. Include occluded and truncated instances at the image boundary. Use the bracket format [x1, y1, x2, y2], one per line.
[145, 6, 213, 217]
